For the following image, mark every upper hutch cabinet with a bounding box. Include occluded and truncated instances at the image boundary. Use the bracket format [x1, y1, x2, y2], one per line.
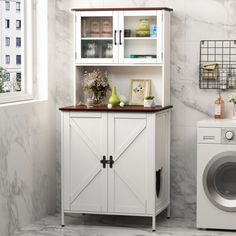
[74, 8, 172, 65]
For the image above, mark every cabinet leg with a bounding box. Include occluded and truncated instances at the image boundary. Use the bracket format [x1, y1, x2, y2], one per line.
[61, 210, 65, 227]
[167, 205, 171, 219]
[152, 215, 156, 232]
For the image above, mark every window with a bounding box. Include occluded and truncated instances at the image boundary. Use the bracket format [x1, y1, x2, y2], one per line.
[1, 1, 24, 99]
[5, 1, 10, 11]
[16, 37, 21, 47]
[16, 72, 21, 81]
[5, 37, 10, 47]
[0, 0, 48, 103]
[16, 55, 21, 65]
[5, 55, 10, 64]
[16, 73, 22, 91]
[5, 19, 10, 28]
[16, 20, 21, 29]
[16, 2, 21, 12]
[6, 73, 10, 81]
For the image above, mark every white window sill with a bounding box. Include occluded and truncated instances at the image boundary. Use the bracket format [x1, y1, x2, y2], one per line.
[0, 97, 48, 108]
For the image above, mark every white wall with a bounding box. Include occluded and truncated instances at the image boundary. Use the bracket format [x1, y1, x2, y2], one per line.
[0, 1, 57, 235]
[55, 0, 236, 219]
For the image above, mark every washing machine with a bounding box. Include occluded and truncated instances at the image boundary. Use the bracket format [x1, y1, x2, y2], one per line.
[197, 119, 236, 230]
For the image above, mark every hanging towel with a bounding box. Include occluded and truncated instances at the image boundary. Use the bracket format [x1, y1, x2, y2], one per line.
[202, 62, 219, 80]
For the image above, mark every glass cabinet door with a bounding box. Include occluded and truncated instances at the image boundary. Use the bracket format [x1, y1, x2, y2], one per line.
[118, 11, 162, 64]
[76, 12, 118, 64]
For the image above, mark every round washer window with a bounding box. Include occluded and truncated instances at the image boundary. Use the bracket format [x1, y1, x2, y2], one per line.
[203, 152, 236, 212]
[214, 163, 236, 199]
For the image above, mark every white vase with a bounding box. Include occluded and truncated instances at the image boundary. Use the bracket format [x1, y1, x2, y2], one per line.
[144, 99, 154, 108]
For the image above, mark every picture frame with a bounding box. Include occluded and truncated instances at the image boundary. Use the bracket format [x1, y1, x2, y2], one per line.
[129, 79, 151, 105]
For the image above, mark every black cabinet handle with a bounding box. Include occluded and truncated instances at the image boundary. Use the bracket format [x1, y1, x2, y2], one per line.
[108, 156, 114, 168]
[119, 30, 122, 45]
[100, 156, 114, 168]
[100, 156, 107, 168]
[114, 30, 117, 45]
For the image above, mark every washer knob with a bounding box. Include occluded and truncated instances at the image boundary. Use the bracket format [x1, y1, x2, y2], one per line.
[225, 131, 234, 140]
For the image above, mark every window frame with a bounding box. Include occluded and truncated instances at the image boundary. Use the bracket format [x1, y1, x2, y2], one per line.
[0, 0, 48, 104]
[6, 73, 10, 81]
[5, 37, 10, 46]
[0, 0, 32, 103]
[16, 37, 21, 47]
[16, 19, 21, 29]
[5, 19, 10, 28]
[16, 55, 21, 65]
[5, 55, 10, 64]
[16, 2, 21, 12]
[5, 1, 10, 11]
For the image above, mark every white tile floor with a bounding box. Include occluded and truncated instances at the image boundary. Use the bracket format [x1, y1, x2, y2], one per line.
[13, 214, 236, 236]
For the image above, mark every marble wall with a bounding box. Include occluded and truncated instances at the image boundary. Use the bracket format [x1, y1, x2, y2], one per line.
[0, 1, 57, 236]
[55, 0, 236, 219]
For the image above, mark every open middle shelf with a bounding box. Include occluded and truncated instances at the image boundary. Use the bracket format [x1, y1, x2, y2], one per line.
[75, 65, 169, 107]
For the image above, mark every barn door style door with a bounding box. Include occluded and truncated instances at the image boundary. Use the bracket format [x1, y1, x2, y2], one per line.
[69, 113, 108, 212]
[107, 113, 148, 214]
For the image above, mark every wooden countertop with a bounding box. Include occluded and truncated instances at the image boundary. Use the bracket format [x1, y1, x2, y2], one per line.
[59, 105, 173, 113]
[71, 7, 173, 12]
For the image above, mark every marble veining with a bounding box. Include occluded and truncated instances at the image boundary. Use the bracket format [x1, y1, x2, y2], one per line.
[13, 214, 236, 236]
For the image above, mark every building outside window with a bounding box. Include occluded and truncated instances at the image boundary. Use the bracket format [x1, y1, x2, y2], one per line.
[5, 37, 10, 46]
[5, 55, 10, 64]
[16, 37, 21, 47]
[16, 55, 21, 65]
[5, 73, 10, 81]
[5, 1, 10, 11]
[5, 19, 10, 28]
[16, 73, 22, 91]
[16, 2, 21, 12]
[16, 20, 21, 29]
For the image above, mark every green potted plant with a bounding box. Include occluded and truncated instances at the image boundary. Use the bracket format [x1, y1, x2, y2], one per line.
[144, 96, 155, 108]
[228, 93, 236, 119]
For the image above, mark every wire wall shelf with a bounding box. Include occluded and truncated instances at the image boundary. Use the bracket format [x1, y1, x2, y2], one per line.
[199, 40, 236, 90]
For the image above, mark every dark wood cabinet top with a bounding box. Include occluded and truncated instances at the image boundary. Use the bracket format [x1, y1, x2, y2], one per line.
[72, 7, 173, 12]
[59, 105, 173, 113]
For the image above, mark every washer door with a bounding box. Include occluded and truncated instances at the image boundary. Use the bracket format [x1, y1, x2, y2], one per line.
[203, 151, 236, 212]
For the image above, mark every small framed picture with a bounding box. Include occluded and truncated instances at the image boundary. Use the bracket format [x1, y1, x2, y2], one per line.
[129, 80, 151, 105]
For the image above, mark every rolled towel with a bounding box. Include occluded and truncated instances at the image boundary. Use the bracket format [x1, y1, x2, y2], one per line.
[202, 62, 219, 80]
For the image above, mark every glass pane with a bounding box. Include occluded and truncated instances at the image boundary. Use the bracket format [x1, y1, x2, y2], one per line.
[124, 39, 157, 59]
[214, 163, 236, 198]
[81, 17, 113, 38]
[81, 40, 113, 59]
[0, 0, 23, 94]
[123, 15, 157, 59]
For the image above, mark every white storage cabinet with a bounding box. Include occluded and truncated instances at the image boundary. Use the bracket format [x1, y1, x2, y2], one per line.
[75, 8, 172, 65]
[61, 109, 171, 231]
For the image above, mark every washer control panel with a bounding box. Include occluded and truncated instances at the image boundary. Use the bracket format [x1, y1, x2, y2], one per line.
[221, 128, 236, 144]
